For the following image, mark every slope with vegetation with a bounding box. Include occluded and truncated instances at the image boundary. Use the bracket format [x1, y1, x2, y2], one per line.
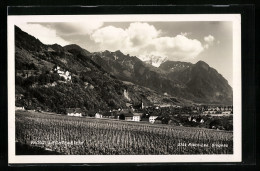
[15, 26, 182, 113]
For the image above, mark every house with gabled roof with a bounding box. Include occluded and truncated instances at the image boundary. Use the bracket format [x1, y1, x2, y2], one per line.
[124, 112, 134, 121]
[66, 108, 83, 117]
[133, 113, 142, 122]
[95, 113, 103, 118]
[117, 109, 134, 121]
[102, 111, 117, 119]
[149, 113, 159, 124]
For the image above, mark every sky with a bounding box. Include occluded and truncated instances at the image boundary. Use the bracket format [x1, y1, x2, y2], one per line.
[16, 21, 233, 87]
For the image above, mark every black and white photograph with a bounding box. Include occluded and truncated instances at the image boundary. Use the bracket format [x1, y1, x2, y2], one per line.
[8, 14, 241, 163]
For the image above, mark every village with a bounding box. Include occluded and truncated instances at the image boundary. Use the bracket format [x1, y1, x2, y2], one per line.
[15, 96, 233, 130]
[15, 65, 233, 130]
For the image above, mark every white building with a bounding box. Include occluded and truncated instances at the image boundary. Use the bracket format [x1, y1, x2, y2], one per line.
[66, 108, 83, 117]
[149, 115, 158, 124]
[53, 66, 72, 81]
[132, 113, 142, 122]
[95, 113, 103, 118]
[68, 113, 82, 117]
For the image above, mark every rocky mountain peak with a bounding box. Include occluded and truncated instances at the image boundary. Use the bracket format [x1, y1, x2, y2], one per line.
[63, 44, 90, 55]
[138, 54, 168, 67]
[115, 50, 124, 55]
[195, 60, 210, 70]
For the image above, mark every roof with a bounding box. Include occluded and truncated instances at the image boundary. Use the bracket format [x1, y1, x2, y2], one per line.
[150, 113, 159, 116]
[66, 108, 82, 113]
[149, 115, 159, 117]
[133, 113, 143, 116]
[119, 109, 132, 114]
[124, 114, 133, 117]
[122, 112, 134, 117]
[103, 111, 117, 116]
[117, 109, 134, 117]
[155, 116, 162, 120]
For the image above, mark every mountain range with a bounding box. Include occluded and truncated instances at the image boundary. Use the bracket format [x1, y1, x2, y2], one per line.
[138, 54, 168, 67]
[14, 26, 233, 113]
[86, 48, 232, 104]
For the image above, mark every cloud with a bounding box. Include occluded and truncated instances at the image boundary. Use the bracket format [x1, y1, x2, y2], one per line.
[204, 44, 209, 49]
[180, 32, 191, 37]
[16, 23, 70, 46]
[203, 35, 216, 50]
[38, 22, 103, 36]
[17, 22, 104, 47]
[126, 22, 160, 46]
[90, 22, 204, 60]
[20, 22, 104, 46]
[17, 22, 205, 62]
[204, 35, 215, 44]
[91, 26, 129, 51]
[145, 35, 204, 60]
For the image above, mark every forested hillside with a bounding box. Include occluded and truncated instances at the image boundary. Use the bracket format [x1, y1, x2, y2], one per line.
[15, 26, 182, 113]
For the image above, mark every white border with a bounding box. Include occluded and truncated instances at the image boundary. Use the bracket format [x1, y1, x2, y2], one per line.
[8, 14, 241, 164]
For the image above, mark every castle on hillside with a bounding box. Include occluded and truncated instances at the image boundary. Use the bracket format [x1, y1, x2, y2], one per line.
[52, 66, 71, 81]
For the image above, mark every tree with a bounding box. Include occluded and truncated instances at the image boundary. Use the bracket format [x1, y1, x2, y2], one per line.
[38, 74, 46, 84]
[50, 73, 60, 83]
[38, 74, 51, 84]
[161, 114, 171, 124]
[108, 99, 117, 108]
[42, 66, 49, 74]
[72, 76, 82, 84]
[209, 120, 221, 129]
[23, 76, 35, 87]
[15, 76, 23, 86]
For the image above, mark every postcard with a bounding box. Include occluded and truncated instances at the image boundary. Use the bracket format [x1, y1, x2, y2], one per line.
[8, 14, 241, 163]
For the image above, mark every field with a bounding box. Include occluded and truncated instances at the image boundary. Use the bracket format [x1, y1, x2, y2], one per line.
[15, 110, 233, 155]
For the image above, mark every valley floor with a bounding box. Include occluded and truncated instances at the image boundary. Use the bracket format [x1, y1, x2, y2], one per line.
[15, 110, 233, 155]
